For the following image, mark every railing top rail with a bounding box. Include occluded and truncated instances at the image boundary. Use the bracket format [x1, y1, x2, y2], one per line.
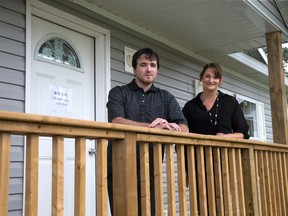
[0, 110, 286, 148]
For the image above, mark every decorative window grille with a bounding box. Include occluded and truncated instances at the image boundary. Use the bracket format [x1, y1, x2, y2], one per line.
[37, 37, 81, 68]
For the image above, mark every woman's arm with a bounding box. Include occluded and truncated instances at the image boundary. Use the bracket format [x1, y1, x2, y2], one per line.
[216, 132, 244, 139]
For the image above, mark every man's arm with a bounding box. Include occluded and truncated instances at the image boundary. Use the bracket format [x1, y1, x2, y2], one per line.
[111, 117, 150, 127]
[112, 117, 189, 132]
[179, 123, 189, 133]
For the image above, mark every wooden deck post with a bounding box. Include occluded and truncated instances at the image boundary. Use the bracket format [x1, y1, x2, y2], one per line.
[266, 31, 288, 144]
[112, 132, 137, 215]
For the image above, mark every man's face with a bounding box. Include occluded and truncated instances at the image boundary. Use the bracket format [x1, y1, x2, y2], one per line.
[133, 55, 158, 85]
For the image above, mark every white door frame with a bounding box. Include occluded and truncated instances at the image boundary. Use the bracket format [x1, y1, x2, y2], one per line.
[24, 0, 111, 214]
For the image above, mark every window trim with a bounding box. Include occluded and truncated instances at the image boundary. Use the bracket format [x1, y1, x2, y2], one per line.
[235, 94, 266, 141]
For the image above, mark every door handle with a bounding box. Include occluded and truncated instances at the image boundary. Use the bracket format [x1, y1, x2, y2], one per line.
[88, 148, 96, 155]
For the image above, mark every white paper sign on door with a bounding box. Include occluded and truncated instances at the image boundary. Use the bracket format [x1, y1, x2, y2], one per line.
[50, 85, 72, 112]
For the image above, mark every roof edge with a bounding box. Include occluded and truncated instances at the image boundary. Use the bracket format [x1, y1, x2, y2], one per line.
[245, 0, 288, 37]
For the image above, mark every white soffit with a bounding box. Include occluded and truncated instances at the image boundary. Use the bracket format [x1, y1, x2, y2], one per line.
[229, 52, 268, 75]
[229, 52, 288, 86]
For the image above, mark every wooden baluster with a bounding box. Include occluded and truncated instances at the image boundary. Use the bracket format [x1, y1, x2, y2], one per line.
[0, 133, 11, 216]
[96, 138, 108, 216]
[263, 151, 273, 215]
[222, 148, 232, 216]
[140, 142, 151, 216]
[242, 147, 259, 215]
[176, 144, 187, 216]
[282, 153, 288, 215]
[229, 148, 239, 216]
[166, 143, 176, 216]
[154, 143, 164, 215]
[197, 146, 208, 216]
[213, 147, 224, 216]
[236, 149, 246, 216]
[74, 137, 86, 216]
[187, 145, 198, 216]
[269, 152, 277, 215]
[52, 136, 64, 216]
[206, 146, 216, 216]
[277, 152, 286, 215]
[25, 134, 39, 216]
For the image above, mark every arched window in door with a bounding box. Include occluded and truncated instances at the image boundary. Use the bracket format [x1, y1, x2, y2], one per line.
[37, 37, 81, 68]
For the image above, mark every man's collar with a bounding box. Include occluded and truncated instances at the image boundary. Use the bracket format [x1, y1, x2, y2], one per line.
[129, 79, 158, 92]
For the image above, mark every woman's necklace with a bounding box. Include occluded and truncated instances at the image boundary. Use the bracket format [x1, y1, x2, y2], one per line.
[201, 93, 219, 126]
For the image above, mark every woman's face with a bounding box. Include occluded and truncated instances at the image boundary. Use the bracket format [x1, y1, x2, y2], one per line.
[201, 68, 222, 92]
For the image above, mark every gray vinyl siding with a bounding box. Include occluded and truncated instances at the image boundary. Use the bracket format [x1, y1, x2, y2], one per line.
[0, 0, 25, 112]
[0, 0, 26, 215]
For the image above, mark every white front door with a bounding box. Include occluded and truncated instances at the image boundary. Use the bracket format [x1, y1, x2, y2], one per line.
[30, 15, 96, 216]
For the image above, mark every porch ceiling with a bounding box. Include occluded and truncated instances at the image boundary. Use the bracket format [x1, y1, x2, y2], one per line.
[75, 0, 288, 86]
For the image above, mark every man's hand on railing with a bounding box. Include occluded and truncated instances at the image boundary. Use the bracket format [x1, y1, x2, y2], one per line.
[149, 118, 182, 131]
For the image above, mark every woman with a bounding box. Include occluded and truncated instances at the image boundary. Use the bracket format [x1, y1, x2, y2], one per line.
[182, 63, 250, 139]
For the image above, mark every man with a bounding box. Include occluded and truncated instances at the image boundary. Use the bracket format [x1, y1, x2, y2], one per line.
[107, 47, 188, 215]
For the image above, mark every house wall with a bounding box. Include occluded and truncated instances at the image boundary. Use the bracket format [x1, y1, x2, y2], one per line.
[51, 0, 273, 142]
[1, 0, 274, 214]
[0, 0, 26, 215]
[41, 1, 274, 214]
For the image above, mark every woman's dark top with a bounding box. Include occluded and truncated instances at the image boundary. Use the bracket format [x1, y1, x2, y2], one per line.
[182, 90, 250, 139]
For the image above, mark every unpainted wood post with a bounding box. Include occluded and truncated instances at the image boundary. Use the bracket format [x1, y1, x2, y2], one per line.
[266, 31, 288, 144]
[112, 132, 137, 215]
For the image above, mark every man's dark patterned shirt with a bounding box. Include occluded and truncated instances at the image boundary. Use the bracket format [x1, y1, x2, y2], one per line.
[107, 79, 187, 125]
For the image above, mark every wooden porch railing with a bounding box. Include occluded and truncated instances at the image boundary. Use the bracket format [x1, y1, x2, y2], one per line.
[1, 110, 288, 215]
